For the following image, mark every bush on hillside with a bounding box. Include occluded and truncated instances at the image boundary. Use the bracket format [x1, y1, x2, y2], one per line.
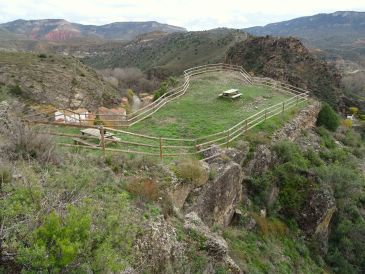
[17, 206, 91, 271]
[349, 107, 358, 115]
[316, 104, 339, 131]
[9, 84, 22, 96]
[5, 122, 58, 164]
[174, 158, 208, 187]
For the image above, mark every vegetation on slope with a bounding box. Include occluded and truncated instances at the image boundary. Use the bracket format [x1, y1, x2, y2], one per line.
[83, 28, 248, 76]
[244, 124, 365, 273]
[0, 51, 120, 109]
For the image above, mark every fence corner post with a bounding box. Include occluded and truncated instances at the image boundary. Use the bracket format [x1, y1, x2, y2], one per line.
[100, 125, 106, 156]
[226, 131, 230, 149]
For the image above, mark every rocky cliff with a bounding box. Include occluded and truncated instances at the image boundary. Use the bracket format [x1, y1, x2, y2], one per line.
[226, 36, 343, 109]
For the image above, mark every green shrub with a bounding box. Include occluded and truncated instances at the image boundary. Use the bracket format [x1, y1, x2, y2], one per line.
[153, 81, 168, 101]
[0, 164, 12, 191]
[6, 122, 58, 164]
[316, 127, 336, 149]
[9, 84, 22, 96]
[349, 107, 358, 115]
[175, 158, 208, 186]
[273, 141, 308, 167]
[17, 206, 91, 272]
[37, 53, 47, 58]
[316, 104, 339, 131]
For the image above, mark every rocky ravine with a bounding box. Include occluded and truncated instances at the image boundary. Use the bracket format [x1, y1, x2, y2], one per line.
[137, 102, 329, 273]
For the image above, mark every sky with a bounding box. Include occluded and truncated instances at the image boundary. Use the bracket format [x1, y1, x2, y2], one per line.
[0, 0, 364, 30]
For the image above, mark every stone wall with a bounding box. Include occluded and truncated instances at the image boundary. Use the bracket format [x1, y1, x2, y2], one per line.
[271, 102, 321, 143]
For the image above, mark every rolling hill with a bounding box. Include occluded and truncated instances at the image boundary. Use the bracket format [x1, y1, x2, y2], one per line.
[0, 51, 120, 109]
[0, 19, 186, 41]
[83, 28, 249, 75]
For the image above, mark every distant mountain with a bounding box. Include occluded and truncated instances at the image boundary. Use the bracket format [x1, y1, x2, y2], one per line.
[244, 11, 365, 110]
[244, 11, 365, 47]
[0, 19, 186, 41]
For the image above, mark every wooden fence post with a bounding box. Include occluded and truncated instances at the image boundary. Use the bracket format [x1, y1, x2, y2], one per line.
[282, 102, 285, 114]
[100, 126, 106, 156]
[264, 108, 267, 121]
[226, 131, 230, 148]
[159, 137, 163, 160]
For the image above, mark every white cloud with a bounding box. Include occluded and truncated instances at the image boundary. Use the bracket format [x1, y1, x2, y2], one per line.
[0, 0, 364, 30]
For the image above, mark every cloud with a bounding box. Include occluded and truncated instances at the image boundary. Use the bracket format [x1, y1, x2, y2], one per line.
[0, 0, 364, 30]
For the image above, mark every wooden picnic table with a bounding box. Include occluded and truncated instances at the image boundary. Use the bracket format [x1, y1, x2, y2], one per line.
[219, 89, 241, 99]
[73, 128, 120, 147]
[80, 128, 115, 138]
[222, 89, 239, 95]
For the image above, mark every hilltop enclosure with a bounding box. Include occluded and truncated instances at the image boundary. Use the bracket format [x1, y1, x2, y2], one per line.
[25, 64, 310, 160]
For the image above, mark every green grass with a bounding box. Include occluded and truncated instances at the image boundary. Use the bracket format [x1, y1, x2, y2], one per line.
[129, 72, 292, 139]
[223, 227, 324, 274]
[46, 71, 307, 157]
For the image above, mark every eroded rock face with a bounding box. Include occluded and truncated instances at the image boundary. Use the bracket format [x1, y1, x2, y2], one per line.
[134, 216, 186, 273]
[0, 101, 11, 134]
[184, 212, 242, 273]
[298, 188, 336, 255]
[272, 103, 321, 143]
[246, 145, 273, 176]
[188, 161, 243, 227]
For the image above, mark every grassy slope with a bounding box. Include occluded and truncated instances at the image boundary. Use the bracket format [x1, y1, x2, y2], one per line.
[129, 72, 291, 139]
[0, 51, 120, 108]
[49, 71, 303, 157]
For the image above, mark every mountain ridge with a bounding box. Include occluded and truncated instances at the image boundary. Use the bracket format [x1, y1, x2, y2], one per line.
[0, 18, 187, 41]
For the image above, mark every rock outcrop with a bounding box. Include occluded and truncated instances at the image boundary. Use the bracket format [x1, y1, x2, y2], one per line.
[246, 145, 273, 176]
[134, 216, 186, 273]
[184, 212, 242, 273]
[298, 188, 336, 255]
[271, 103, 321, 143]
[226, 36, 343, 109]
[187, 161, 243, 227]
[0, 101, 11, 134]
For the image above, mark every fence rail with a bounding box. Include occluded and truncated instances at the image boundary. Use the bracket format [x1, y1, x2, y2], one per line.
[24, 63, 310, 161]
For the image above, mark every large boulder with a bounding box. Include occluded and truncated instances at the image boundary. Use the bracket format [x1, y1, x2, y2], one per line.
[187, 161, 243, 227]
[184, 212, 242, 273]
[298, 188, 336, 255]
[134, 216, 186, 273]
[246, 145, 273, 176]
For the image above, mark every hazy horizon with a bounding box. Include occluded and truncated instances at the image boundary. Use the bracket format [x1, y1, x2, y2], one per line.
[1, 1, 364, 31]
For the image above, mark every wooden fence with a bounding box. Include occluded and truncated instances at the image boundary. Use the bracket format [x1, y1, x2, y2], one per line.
[25, 64, 310, 161]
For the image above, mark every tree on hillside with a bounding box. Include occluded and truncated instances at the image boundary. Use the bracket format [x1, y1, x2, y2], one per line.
[316, 104, 340, 131]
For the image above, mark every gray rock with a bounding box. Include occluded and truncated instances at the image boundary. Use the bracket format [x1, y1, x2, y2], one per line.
[134, 216, 186, 273]
[246, 145, 272, 176]
[184, 212, 242, 273]
[188, 161, 243, 227]
[298, 188, 336, 255]
[271, 103, 321, 144]
[0, 101, 11, 134]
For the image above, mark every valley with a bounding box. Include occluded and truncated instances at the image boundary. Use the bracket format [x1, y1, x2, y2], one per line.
[0, 8, 365, 274]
